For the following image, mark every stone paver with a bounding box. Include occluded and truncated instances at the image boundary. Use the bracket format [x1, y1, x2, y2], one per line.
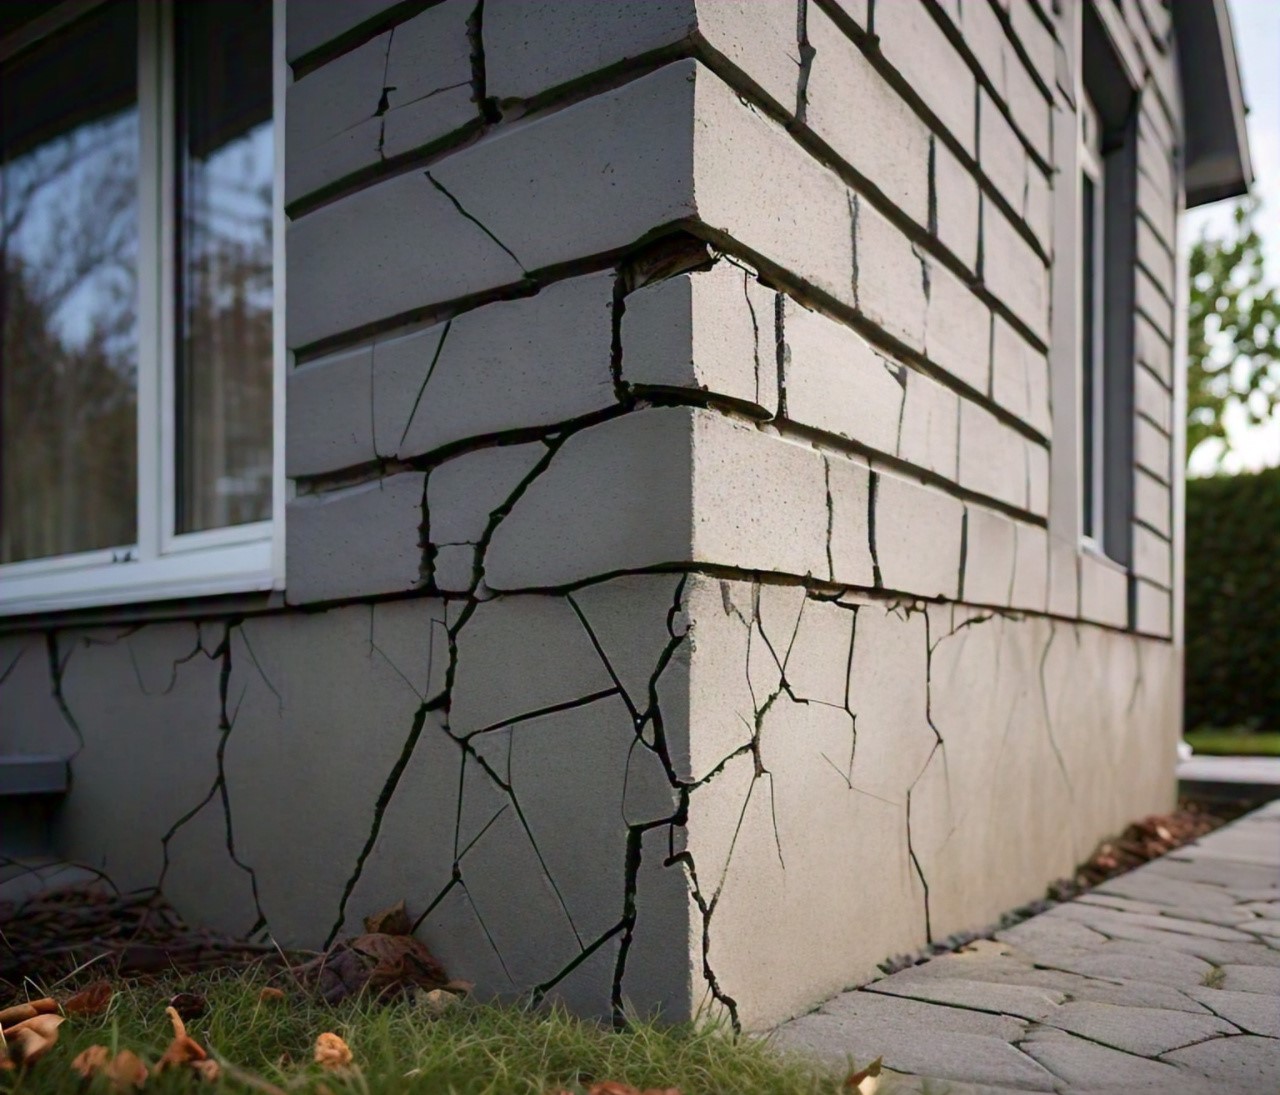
[772, 805, 1280, 1093]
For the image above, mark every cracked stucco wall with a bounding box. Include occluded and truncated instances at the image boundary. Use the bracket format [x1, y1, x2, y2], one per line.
[0, 0, 1183, 1033]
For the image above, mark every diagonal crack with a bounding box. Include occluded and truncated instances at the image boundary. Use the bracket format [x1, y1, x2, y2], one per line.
[426, 171, 526, 273]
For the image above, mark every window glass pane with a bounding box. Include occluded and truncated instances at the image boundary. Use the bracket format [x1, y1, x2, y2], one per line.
[176, 0, 273, 534]
[1081, 173, 1097, 541]
[1, 2, 139, 564]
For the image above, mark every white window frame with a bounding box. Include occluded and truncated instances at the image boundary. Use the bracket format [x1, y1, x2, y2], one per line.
[1078, 92, 1107, 554]
[0, 0, 286, 616]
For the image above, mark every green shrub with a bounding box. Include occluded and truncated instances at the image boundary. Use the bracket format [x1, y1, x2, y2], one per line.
[1185, 466, 1280, 732]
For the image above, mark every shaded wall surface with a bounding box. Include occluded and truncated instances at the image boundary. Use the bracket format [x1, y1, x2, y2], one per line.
[1, 0, 1184, 1031]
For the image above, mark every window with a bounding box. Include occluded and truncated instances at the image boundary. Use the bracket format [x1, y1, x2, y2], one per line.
[0, 0, 283, 613]
[1077, 9, 1139, 567]
[1079, 93, 1106, 548]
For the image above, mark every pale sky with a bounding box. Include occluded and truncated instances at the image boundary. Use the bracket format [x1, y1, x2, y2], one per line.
[1184, 0, 1280, 475]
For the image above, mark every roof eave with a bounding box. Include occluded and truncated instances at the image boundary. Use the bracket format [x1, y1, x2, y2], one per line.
[1172, 0, 1254, 208]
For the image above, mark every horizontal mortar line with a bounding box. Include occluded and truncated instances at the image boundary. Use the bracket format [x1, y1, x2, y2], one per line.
[1136, 205, 1177, 257]
[1137, 363, 1174, 397]
[911, 0, 1055, 170]
[294, 403, 633, 498]
[0, 590, 285, 637]
[285, 116, 487, 221]
[779, 80, 1053, 271]
[818, 0, 1053, 180]
[1135, 300, 1175, 339]
[699, 224, 1052, 436]
[1136, 203, 1178, 261]
[1132, 514, 1173, 543]
[1135, 255, 1177, 308]
[707, 21, 1055, 271]
[291, 224, 689, 362]
[703, 234, 1054, 444]
[289, 0, 443, 80]
[1135, 408, 1173, 437]
[774, 415, 1049, 526]
[287, 41, 695, 220]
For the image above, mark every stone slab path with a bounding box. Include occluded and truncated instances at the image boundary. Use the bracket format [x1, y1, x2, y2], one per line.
[772, 801, 1280, 1094]
[1179, 754, 1280, 805]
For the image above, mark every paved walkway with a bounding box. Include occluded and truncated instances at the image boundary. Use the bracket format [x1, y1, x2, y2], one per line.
[773, 801, 1280, 1094]
[1179, 754, 1280, 805]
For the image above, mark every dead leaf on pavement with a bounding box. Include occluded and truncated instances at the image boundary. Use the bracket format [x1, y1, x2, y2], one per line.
[314, 1032, 353, 1071]
[1, 1012, 66, 1066]
[63, 979, 114, 1017]
[363, 900, 412, 936]
[0, 998, 58, 1026]
[844, 1055, 883, 1094]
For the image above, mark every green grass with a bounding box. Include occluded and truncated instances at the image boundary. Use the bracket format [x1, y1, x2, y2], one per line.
[1185, 729, 1280, 757]
[0, 970, 863, 1095]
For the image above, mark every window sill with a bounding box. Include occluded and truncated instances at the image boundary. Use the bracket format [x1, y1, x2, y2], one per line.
[0, 535, 280, 617]
[1080, 537, 1127, 573]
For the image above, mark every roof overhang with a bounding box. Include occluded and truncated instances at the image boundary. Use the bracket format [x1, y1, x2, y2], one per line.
[1171, 0, 1254, 207]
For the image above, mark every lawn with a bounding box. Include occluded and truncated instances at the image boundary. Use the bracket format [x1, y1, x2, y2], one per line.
[0, 971, 870, 1095]
[1185, 728, 1280, 757]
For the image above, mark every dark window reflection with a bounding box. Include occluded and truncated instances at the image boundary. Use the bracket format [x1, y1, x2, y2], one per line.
[176, 0, 273, 534]
[0, 1, 139, 563]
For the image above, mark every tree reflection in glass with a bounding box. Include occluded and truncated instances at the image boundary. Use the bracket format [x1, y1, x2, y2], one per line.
[175, 0, 274, 534]
[0, 1, 139, 563]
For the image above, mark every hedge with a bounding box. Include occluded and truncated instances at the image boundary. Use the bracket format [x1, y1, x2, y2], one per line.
[1185, 465, 1280, 732]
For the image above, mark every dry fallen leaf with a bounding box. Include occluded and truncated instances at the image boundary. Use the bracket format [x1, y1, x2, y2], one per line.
[191, 1058, 222, 1083]
[72, 1047, 149, 1092]
[314, 1032, 353, 1071]
[153, 1005, 209, 1073]
[72, 1045, 112, 1079]
[2, 1013, 66, 1066]
[844, 1056, 883, 1094]
[416, 988, 460, 1017]
[63, 980, 114, 1017]
[258, 986, 286, 1004]
[0, 998, 58, 1026]
[363, 900, 413, 936]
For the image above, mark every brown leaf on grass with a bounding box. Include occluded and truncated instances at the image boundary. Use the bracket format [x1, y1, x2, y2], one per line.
[0, 998, 58, 1026]
[258, 986, 286, 1003]
[168, 991, 208, 1020]
[72, 1046, 149, 1091]
[191, 1058, 222, 1083]
[153, 1005, 209, 1073]
[314, 1032, 353, 1071]
[362, 900, 412, 936]
[72, 1045, 112, 1079]
[295, 930, 450, 1004]
[63, 979, 114, 1017]
[844, 1056, 883, 1094]
[1, 1013, 65, 1066]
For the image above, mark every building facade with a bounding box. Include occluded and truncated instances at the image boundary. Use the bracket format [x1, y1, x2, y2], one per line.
[0, 0, 1251, 1030]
